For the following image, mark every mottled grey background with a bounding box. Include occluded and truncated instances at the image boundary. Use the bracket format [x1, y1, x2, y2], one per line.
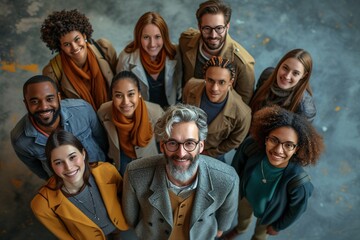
[0, 0, 359, 239]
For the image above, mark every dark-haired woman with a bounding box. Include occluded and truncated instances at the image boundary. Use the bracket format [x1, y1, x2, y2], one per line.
[31, 130, 128, 239]
[97, 71, 164, 175]
[41, 9, 117, 110]
[223, 106, 324, 240]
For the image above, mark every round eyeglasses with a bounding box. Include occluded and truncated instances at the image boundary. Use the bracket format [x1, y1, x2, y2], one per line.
[164, 140, 200, 152]
[201, 25, 226, 35]
[265, 136, 298, 152]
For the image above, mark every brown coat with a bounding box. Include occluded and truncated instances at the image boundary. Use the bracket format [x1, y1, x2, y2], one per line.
[183, 78, 251, 157]
[42, 38, 117, 99]
[31, 162, 128, 240]
[179, 28, 255, 104]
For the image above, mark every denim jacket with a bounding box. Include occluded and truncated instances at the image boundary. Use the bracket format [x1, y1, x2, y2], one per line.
[11, 99, 108, 179]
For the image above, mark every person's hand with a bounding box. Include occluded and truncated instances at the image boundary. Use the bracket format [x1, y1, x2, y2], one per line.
[216, 230, 223, 237]
[266, 225, 278, 235]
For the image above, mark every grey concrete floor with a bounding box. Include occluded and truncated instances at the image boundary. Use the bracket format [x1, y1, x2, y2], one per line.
[0, 0, 359, 239]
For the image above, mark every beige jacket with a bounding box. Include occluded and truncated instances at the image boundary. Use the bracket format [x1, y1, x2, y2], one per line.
[179, 28, 255, 104]
[183, 78, 252, 157]
[43, 38, 117, 99]
[97, 100, 164, 170]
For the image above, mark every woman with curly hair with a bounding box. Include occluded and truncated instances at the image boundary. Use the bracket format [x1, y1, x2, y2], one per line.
[41, 9, 117, 110]
[31, 130, 128, 239]
[116, 12, 182, 108]
[250, 49, 316, 121]
[223, 105, 324, 240]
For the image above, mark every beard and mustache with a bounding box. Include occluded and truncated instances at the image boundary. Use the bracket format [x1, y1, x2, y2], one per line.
[29, 106, 61, 127]
[201, 30, 227, 50]
[165, 151, 200, 184]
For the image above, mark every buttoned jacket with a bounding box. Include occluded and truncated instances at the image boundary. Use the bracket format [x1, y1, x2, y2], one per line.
[42, 38, 117, 99]
[183, 78, 252, 157]
[97, 100, 164, 170]
[11, 99, 108, 179]
[179, 28, 255, 104]
[31, 162, 128, 240]
[122, 154, 239, 240]
[116, 48, 182, 105]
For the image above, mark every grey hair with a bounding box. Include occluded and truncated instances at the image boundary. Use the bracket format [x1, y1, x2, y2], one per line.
[154, 103, 208, 141]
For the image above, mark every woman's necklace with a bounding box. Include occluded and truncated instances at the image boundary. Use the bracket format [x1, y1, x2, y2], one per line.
[260, 159, 283, 184]
[64, 185, 100, 221]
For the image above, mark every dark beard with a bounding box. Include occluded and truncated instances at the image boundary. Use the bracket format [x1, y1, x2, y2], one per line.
[31, 106, 61, 127]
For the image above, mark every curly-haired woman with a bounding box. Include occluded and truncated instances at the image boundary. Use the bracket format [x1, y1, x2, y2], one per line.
[223, 105, 324, 240]
[41, 9, 117, 110]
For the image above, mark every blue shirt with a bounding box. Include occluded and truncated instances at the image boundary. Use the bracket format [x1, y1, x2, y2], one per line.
[11, 99, 108, 179]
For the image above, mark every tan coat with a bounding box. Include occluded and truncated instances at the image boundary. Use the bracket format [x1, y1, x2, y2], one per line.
[183, 78, 251, 157]
[179, 28, 255, 104]
[97, 100, 164, 170]
[43, 38, 117, 99]
[31, 162, 128, 240]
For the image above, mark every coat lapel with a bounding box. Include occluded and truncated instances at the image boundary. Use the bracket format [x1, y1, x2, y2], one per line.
[190, 159, 215, 228]
[148, 164, 174, 226]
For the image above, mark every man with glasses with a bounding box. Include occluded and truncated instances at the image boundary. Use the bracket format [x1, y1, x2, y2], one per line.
[179, 0, 255, 104]
[122, 103, 239, 239]
[183, 56, 251, 162]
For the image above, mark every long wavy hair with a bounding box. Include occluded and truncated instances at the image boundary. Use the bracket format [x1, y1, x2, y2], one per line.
[250, 49, 313, 113]
[124, 12, 176, 59]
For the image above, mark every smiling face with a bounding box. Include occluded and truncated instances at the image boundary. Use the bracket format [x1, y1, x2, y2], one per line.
[59, 30, 88, 67]
[199, 13, 229, 51]
[24, 82, 61, 129]
[112, 77, 141, 118]
[160, 121, 204, 186]
[51, 144, 86, 188]
[276, 57, 307, 89]
[205, 66, 233, 103]
[140, 24, 164, 61]
[265, 126, 299, 168]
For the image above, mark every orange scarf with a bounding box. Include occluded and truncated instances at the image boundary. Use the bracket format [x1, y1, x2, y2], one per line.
[61, 43, 108, 110]
[111, 98, 153, 158]
[140, 48, 166, 75]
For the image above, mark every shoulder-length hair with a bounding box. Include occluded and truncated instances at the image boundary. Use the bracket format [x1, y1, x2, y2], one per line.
[250, 49, 313, 113]
[124, 12, 176, 59]
[45, 129, 92, 190]
[250, 105, 324, 166]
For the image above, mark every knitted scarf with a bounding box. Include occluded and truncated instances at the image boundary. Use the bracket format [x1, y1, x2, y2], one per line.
[111, 98, 153, 158]
[61, 43, 108, 110]
[266, 82, 296, 108]
[140, 47, 166, 75]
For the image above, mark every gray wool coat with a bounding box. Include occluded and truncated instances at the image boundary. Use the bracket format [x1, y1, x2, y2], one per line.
[122, 154, 239, 240]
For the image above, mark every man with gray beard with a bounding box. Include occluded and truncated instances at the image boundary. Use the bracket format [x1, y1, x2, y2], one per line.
[122, 103, 239, 240]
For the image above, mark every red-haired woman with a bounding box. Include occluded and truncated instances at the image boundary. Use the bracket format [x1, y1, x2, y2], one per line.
[116, 12, 182, 108]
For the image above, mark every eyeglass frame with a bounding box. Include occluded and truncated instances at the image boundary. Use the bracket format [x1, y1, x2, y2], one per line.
[200, 25, 227, 35]
[163, 139, 200, 152]
[265, 136, 298, 152]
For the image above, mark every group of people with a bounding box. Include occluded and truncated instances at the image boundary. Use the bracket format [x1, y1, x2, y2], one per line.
[10, 0, 325, 239]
